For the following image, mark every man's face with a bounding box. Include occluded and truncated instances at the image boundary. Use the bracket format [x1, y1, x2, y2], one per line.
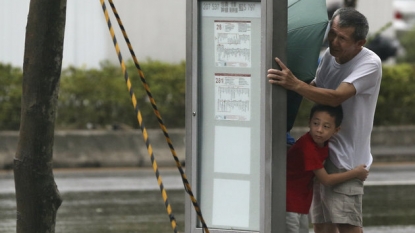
[327, 16, 365, 64]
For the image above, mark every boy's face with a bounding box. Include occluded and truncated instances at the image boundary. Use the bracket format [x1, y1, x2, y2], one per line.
[308, 111, 340, 147]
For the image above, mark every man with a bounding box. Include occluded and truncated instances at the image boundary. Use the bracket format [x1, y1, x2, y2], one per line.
[267, 8, 382, 233]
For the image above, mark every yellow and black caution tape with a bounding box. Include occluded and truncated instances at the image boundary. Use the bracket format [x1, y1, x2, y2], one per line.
[99, 1, 178, 232]
[100, 0, 210, 232]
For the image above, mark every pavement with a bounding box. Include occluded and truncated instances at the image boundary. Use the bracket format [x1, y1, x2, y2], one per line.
[371, 146, 415, 163]
[365, 162, 415, 185]
[0, 167, 182, 194]
[1, 162, 415, 194]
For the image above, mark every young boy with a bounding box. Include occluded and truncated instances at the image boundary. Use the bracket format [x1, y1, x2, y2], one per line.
[286, 104, 368, 233]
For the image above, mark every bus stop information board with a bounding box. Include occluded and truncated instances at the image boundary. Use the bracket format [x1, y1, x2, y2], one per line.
[187, 0, 288, 232]
[197, 1, 262, 231]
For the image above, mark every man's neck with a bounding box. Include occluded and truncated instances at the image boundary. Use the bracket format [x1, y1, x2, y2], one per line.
[335, 47, 363, 64]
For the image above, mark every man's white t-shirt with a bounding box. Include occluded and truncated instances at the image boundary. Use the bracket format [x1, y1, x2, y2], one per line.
[315, 47, 382, 170]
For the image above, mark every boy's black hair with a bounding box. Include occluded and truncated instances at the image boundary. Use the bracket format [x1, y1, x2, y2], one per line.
[309, 104, 343, 127]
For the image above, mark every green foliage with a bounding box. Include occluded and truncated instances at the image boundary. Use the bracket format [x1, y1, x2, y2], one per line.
[127, 59, 186, 129]
[397, 27, 415, 64]
[293, 64, 415, 127]
[0, 59, 185, 130]
[57, 59, 186, 129]
[1, 61, 415, 130]
[57, 61, 136, 129]
[374, 63, 415, 125]
[0, 64, 22, 130]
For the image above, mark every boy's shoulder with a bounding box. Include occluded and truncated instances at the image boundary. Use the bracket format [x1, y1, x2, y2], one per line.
[288, 132, 313, 153]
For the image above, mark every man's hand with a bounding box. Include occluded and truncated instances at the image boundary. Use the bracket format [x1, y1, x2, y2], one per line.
[267, 57, 301, 91]
[353, 164, 369, 181]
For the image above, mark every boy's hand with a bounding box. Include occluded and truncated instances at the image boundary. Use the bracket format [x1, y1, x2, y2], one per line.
[354, 164, 369, 181]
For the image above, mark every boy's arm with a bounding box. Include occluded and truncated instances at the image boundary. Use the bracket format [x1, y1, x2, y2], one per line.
[313, 164, 368, 186]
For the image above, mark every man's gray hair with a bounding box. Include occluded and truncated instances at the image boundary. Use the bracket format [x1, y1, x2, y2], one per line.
[332, 7, 369, 41]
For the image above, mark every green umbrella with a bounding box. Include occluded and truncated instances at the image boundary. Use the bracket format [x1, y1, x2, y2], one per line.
[286, 0, 329, 131]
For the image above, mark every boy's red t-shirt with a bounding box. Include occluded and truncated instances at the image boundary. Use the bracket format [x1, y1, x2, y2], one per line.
[286, 132, 328, 214]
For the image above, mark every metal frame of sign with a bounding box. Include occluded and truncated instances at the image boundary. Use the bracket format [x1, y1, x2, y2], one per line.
[185, 0, 287, 232]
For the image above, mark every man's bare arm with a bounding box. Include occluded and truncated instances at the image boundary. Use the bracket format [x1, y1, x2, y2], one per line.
[267, 57, 356, 106]
[294, 81, 356, 106]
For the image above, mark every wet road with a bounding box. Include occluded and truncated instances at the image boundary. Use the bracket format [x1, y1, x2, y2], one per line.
[0, 167, 187, 233]
[1, 163, 415, 232]
[0, 167, 184, 194]
[2, 162, 415, 193]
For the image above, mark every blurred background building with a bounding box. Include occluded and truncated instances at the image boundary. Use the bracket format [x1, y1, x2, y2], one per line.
[0, 0, 186, 68]
[1, 0, 413, 68]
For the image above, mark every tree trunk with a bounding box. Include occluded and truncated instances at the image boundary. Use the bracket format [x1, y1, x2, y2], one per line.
[13, 0, 67, 232]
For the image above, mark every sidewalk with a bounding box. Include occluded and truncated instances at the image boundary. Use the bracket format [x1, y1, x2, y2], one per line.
[2, 162, 415, 194]
[372, 146, 415, 162]
[2, 127, 415, 169]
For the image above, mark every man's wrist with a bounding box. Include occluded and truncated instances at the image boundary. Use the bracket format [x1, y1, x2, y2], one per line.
[293, 79, 306, 92]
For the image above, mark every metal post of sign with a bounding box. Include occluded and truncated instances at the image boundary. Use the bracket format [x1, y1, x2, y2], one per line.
[265, 0, 287, 232]
[185, 1, 287, 232]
